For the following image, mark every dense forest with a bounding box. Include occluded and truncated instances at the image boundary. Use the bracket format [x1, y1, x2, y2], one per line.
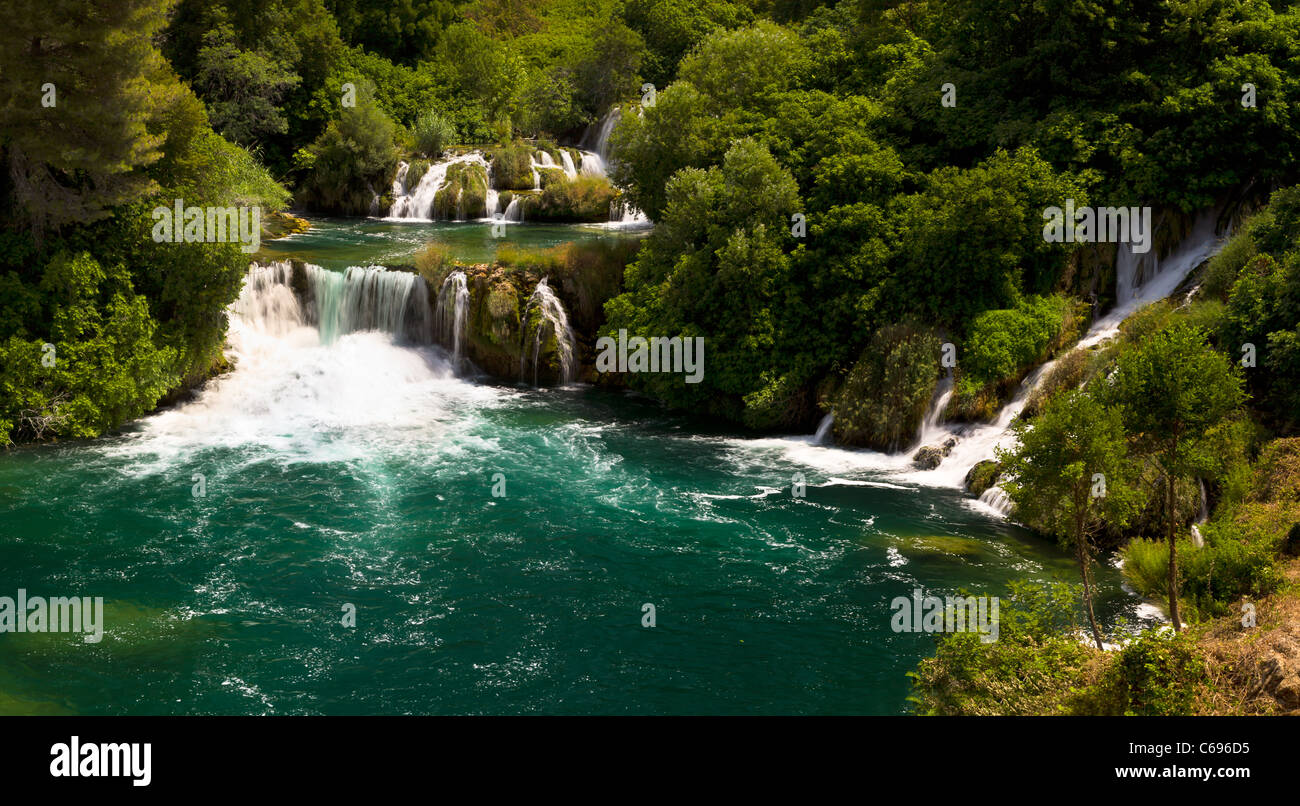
[3, 0, 1300, 714]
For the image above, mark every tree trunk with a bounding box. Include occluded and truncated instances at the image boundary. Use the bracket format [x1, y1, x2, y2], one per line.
[1166, 470, 1181, 632]
[1076, 509, 1103, 650]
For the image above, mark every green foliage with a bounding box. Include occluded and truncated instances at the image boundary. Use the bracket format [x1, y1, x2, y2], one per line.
[1107, 323, 1247, 476]
[329, 0, 466, 65]
[831, 323, 940, 451]
[891, 149, 1088, 326]
[0, 252, 177, 443]
[413, 111, 457, 158]
[959, 295, 1071, 396]
[1222, 254, 1300, 432]
[0, 0, 178, 240]
[999, 390, 1139, 545]
[523, 176, 617, 223]
[908, 580, 1094, 716]
[603, 138, 799, 419]
[432, 161, 489, 220]
[1087, 631, 1209, 716]
[297, 81, 399, 214]
[491, 145, 537, 191]
[194, 23, 302, 147]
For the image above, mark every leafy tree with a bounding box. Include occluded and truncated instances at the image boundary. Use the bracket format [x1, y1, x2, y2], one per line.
[194, 25, 302, 147]
[603, 139, 800, 420]
[1105, 324, 1246, 631]
[297, 81, 399, 214]
[326, 0, 467, 64]
[998, 390, 1139, 649]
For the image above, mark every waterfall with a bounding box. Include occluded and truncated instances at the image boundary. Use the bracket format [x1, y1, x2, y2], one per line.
[978, 485, 1015, 518]
[520, 278, 576, 385]
[1190, 478, 1209, 548]
[578, 108, 621, 178]
[233, 262, 306, 336]
[388, 152, 494, 220]
[813, 413, 834, 445]
[608, 198, 650, 227]
[502, 197, 523, 223]
[245, 261, 432, 346]
[904, 207, 1228, 490]
[433, 271, 470, 372]
[390, 162, 410, 207]
[915, 374, 954, 447]
[558, 150, 578, 180]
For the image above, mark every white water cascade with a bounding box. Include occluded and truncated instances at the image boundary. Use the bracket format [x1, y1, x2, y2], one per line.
[434, 271, 470, 372]
[114, 262, 493, 465]
[813, 413, 834, 445]
[388, 152, 497, 221]
[502, 196, 523, 223]
[902, 207, 1228, 491]
[520, 278, 577, 385]
[246, 261, 433, 347]
[558, 149, 578, 180]
[1190, 478, 1209, 548]
[580, 108, 621, 178]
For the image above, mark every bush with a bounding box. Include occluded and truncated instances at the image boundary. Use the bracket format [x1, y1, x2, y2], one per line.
[523, 176, 617, 223]
[413, 111, 456, 157]
[414, 242, 457, 288]
[960, 295, 1072, 394]
[1086, 631, 1208, 716]
[908, 581, 1096, 716]
[490, 144, 536, 191]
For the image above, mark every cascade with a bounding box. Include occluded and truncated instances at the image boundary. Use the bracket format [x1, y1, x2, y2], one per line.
[813, 413, 835, 445]
[388, 152, 495, 220]
[902, 208, 1228, 490]
[519, 278, 576, 385]
[246, 261, 432, 346]
[433, 271, 470, 372]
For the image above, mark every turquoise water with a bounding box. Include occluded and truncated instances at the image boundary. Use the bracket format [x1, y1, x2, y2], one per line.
[259, 217, 648, 270]
[0, 222, 1156, 715]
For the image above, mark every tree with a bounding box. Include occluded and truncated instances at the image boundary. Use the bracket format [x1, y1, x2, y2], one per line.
[194, 25, 301, 147]
[297, 81, 399, 214]
[0, 0, 176, 242]
[1105, 324, 1246, 631]
[602, 138, 800, 418]
[998, 389, 1138, 649]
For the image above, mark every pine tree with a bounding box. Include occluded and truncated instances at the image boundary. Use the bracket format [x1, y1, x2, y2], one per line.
[0, 0, 177, 242]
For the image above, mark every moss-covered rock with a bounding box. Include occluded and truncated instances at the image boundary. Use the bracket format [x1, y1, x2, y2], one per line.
[433, 162, 489, 220]
[832, 323, 943, 451]
[519, 175, 617, 224]
[965, 459, 1001, 496]
[406, 158, 431, 190]
[490, 145, 536, 190]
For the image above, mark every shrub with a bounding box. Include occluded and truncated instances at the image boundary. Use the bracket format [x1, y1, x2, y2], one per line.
[490, 144, 536, 190]
[413, 111, 456, 157]
[1086, 631, 1208, 716]
[960, 294, 1072, 393]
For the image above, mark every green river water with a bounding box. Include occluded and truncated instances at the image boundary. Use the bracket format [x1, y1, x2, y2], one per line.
[0, 219, 1156, 715]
